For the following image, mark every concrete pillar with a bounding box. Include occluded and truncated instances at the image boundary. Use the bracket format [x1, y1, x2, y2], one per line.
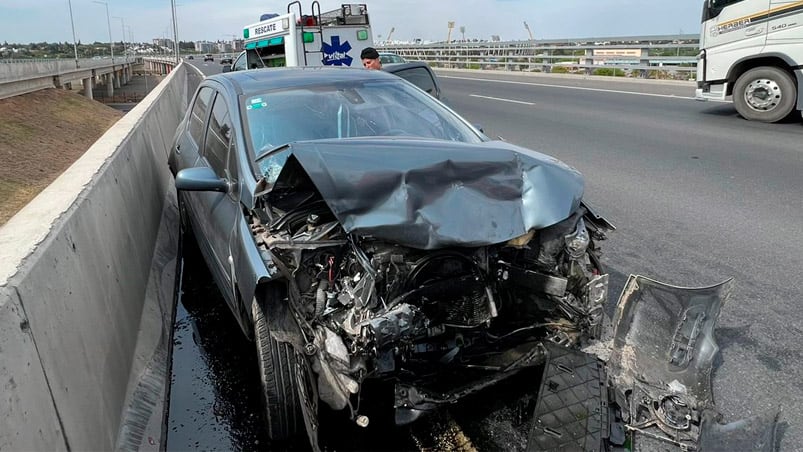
[106, 74, 114, 97]
[114, 70, 122, 88]
[83, 77, 93, 100]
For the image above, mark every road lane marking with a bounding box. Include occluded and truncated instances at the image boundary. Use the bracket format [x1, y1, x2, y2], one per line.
[444, 75, 733, 103]
[469, 94, 534, 105]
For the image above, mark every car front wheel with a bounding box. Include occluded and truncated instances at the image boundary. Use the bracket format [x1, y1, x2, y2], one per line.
[252, 287, 304, 441]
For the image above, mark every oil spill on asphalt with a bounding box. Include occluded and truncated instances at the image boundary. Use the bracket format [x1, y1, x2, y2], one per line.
[166, 243, 270, 451]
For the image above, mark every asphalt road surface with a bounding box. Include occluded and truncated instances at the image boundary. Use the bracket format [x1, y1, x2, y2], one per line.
[170, 64, 803, 450]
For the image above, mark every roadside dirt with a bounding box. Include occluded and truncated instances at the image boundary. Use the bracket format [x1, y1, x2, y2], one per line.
[0, 88, 123, 225]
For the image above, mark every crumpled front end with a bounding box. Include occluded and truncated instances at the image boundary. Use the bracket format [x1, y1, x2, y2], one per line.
[247, 142, 614, 436]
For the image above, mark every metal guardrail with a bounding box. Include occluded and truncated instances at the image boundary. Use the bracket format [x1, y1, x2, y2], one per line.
[381, 35, 700, 80]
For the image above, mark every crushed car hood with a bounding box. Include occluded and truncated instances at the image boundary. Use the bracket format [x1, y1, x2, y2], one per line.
[268, 138, 585, 249]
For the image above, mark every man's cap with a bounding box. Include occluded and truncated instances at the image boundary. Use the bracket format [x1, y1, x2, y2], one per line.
[361, 47, 380, 60]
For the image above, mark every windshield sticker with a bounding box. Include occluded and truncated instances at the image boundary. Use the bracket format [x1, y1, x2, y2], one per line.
[321, 36, 353, 66]
[247, 98, 268, 110]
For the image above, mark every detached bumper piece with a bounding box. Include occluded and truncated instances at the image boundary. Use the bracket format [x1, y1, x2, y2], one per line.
[608, 275, 779, 451]
[527, 342, 611, 452]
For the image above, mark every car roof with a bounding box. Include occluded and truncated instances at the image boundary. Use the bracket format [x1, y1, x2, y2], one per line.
[205, 66, 404, 96]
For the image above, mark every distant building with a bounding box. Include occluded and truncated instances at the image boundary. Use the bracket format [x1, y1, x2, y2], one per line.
[152, 38, 174, 49]
[194, 41, 216, 53]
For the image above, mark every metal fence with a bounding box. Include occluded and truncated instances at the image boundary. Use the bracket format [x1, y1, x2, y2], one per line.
[380, 34, 700, 80]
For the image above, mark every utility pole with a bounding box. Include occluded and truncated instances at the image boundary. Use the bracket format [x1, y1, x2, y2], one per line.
[93, 1, 114, 63]
[67, 0, 79, 68]
[113, 16, 126, 62]
[447, 21, 455, 44]
[386, 27, 395, 45]
[171, 0, 179, 62]
[460, 26, 465, 42]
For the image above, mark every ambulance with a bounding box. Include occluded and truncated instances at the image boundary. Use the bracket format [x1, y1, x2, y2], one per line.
[225, 2, 374, 71]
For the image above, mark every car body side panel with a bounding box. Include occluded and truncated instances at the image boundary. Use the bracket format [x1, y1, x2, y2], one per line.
[231, 214, 276, 324]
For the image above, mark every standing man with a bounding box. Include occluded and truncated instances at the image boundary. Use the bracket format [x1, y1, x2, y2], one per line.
[361, 47, 382, 70]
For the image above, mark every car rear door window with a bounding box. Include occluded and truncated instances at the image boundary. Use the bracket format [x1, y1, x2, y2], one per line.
[203, 93, 232, 178]
[188, 87, 214, 146]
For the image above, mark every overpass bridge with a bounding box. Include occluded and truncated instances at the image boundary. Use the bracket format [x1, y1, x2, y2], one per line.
[0, 57, 172, 101]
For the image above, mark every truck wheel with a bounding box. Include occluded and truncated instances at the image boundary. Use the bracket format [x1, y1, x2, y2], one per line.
[252, 288, 304, 441]
[733, 66, 797, 123]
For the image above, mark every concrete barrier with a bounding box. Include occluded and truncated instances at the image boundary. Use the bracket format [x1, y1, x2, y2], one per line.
[0, 62, 190, 451]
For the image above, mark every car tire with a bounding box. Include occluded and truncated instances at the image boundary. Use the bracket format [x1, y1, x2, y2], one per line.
[252, 287, 304, 441]
[732, 66, 797, 123]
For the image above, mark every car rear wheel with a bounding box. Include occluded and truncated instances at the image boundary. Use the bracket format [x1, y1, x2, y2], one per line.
[252, 287, 304, 441]
[733, 66, 797, 123]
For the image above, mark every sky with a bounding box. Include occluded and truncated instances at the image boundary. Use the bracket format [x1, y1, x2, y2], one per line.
[0, 0, 705, 45]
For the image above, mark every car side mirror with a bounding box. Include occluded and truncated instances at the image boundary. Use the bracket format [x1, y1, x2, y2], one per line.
[175, 167, 229, 193]
[222, 65, 232, 73]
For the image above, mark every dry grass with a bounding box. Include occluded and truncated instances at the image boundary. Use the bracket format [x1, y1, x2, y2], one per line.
[0, 89, 123, 225]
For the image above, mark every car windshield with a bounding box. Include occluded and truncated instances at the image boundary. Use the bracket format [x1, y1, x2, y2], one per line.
[244, 78, 483, 159]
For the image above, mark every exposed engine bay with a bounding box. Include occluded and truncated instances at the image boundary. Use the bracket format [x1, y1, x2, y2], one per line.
[249, 162, 612, 423]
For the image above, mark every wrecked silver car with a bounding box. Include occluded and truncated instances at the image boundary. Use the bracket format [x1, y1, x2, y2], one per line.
[169, 67, 777, 451]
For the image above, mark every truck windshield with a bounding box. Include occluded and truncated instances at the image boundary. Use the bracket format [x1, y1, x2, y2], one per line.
[702, 0, 746, 21]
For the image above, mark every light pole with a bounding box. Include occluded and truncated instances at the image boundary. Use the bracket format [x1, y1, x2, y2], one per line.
[170, 0, 180, 62]
[93, 0, 114, 63]
[113, 16, 126, 62]
[67, 0, 79, 68]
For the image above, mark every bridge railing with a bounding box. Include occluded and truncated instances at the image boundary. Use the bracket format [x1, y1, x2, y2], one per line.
[381, 35, 699, 80]
[0, 57, 143, 81]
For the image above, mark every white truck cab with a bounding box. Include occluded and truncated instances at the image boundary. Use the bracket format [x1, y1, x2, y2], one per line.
[696, 0, 803, 122]
[227, 2, 373, 72]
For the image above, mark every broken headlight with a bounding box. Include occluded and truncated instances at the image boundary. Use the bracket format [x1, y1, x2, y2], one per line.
[564, 218, 590, 259]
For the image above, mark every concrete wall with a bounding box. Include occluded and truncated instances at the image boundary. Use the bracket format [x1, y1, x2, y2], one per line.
[0, 63, 189, 451]
[0, 59, 137, 81]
